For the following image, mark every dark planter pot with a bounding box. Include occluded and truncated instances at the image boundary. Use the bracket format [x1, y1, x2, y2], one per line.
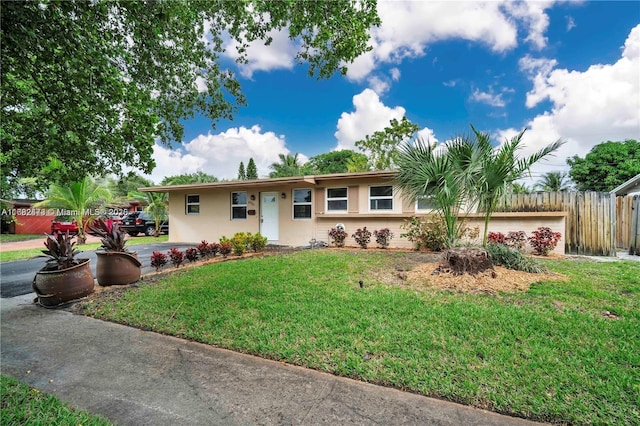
[32, 259, 94, 307]
[96, 251, 142, 286]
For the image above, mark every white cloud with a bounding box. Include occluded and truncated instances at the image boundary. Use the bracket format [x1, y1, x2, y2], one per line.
[334, 89, 406, 151]
[505, 24, 640, 183]
[346, 1, 559, 81]
[470, 88, 507, 107]
[390, 68, 401, 81]
[222, 29, 298, 78]
[368, 76, 391, 95]
[443, 80, 457, 87]
[146, 125, 302, 182]
[566, 16, 576, 32]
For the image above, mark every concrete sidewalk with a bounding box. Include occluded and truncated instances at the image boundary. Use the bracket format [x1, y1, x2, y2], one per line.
[1, 294, 542, 426]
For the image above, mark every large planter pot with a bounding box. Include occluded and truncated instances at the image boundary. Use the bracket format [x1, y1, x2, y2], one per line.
[32, 259, 94, 307]
[96, 251, 142, 286]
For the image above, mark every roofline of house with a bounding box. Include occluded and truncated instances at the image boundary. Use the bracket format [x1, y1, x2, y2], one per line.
[610, 173, 640, 195]
[138, 170, 399, 192]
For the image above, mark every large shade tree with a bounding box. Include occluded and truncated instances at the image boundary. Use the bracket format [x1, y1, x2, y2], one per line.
[567, 140, 640, 191]
[304, 150, 369, 175]
[1, 1, 380, 198]
[355, 117, 420, 170]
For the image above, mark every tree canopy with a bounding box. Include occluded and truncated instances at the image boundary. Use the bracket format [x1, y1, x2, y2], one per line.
[1, 1, 380, 198]
[160, 172, 218, 186]
[304, 150, 369, 175]
[567, 140, 640, 192]
[535, 171, 572, 192]
[355, 117, 420, 170]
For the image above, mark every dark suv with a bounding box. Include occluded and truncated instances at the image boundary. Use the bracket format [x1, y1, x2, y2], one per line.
[121, 211, 169, 236]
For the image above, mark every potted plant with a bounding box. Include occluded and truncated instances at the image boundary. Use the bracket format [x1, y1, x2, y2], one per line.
[88, 218, 142, 286]
[32, 231, 95, 307]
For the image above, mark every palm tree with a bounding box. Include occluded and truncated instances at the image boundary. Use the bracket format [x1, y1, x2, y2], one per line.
[471, 126, 564, 245]
[35, 177, 111, 244]
[396, 137, 478, 248]
[143, 192, 168, 237]
[535, 171, 571, 192]
[269, 153, 303, 178]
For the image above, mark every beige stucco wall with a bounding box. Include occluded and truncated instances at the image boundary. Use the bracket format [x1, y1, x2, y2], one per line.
[166, 179, 566, 254]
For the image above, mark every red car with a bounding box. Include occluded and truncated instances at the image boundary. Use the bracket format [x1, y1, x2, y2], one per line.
[51, 215, 79, 234]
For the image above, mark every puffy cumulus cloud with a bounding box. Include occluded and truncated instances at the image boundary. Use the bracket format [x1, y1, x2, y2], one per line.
[144, 144, 207, 184]
[502, 24, 640, 183]
[333, 88, 438, 151]
[333, 89, 406, 150]
[222, 29, 298, 79]
[147, 126, 301, 182]
[346, 1, 559, 81]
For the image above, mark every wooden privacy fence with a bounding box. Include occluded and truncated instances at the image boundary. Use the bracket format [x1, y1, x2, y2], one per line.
[497, 191, 616, 256]
[625, 195, 640, 255]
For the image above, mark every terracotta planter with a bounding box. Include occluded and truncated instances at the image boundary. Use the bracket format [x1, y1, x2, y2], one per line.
[95, 251, 142, 286]
[32, 259, 94, 307]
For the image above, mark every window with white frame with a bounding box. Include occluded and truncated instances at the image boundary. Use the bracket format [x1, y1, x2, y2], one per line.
[231, 192, 247, 219]
[326, 187, 347, 212]
[369, 185, 393, 211]
[186, 194, 200, 214]
[293, 189, 312, 219]
[416, 195, 436, 212]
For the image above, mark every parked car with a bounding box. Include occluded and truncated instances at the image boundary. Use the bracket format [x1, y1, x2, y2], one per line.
[51, 215, 78, 234]
[120, 211, 169, 236]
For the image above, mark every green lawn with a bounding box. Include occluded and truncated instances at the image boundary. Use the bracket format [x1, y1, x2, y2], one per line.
[0, 234, 41, 243]
[0, 235, 168, 262]
[0, 375, 113, 425]
[82, 250, 640, 425]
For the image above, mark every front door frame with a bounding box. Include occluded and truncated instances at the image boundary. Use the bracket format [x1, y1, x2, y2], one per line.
[260, 192, 279, 242]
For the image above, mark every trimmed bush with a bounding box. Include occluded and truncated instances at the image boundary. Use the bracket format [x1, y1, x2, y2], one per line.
[373, 228, 394, 249]
[352, 227, 372, 249]
[528, 227, 562, 256]
[328, 227, 348, 247]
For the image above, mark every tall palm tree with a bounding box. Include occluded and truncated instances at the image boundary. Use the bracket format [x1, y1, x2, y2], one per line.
[471, 126, 564, 245]
[269, 153, 303, 178]
[35, 177, 111, 244]
[535, 171, 571, 192]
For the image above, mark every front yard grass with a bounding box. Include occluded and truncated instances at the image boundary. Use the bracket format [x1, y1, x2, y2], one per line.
[82, 250, 640, 425]
[0, 375, 113, 425]
[0, 234, 42, 243]
[0, 235, 168, 262]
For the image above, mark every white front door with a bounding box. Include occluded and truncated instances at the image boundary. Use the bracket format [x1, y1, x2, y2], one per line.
[260, 192, 279, 242]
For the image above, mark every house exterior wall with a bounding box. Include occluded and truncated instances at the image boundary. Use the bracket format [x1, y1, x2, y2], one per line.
[163, 176, 567, 254]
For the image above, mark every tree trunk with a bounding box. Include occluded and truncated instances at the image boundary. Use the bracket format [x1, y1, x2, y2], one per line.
[442, 247, 495, 276]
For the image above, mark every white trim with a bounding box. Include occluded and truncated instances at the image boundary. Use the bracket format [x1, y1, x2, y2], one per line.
[292, 188, 312, 220]
[231, 191, 247, 220]
[415, 195, 436, 213]
[185, 194, 200, 215]
[326, 187, 348, 212]
[368, 185, 394, 212]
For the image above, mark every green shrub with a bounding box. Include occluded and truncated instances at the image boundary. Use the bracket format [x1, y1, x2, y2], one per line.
[486, 243, 545, 273]
[400, 216, 448, 251]
[229, 232, 252, 256]
[251, 232, 268, 252]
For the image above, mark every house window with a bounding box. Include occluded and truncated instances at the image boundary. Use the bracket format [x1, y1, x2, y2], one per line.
[326, 187, 348, 212]
[231, 192, 247, 219]
[186, 194, 200, 214]
[293, 189, 312, 219]
[369, 185, 393, 211]
[416, 195, 436, 213]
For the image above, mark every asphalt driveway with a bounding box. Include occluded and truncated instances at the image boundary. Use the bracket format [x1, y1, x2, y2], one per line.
[0, 242, 194, 298]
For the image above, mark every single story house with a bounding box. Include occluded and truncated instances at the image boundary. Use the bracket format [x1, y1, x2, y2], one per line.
[141, 170, 567, 254]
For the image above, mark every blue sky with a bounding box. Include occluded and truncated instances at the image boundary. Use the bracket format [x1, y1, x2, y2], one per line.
[147, 1, 640, 184]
